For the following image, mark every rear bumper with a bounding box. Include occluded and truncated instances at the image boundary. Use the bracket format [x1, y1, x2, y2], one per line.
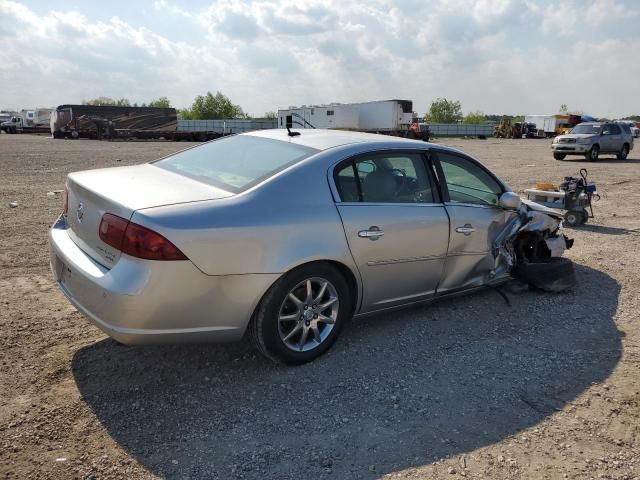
[49, 215, 278, 344]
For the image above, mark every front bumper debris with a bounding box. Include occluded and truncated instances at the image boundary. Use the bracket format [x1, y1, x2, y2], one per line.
[491, 198, 575, 291]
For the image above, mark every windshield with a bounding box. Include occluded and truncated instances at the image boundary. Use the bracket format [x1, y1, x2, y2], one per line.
[154, 135, 318, 193]
[570, 124, 600, 135]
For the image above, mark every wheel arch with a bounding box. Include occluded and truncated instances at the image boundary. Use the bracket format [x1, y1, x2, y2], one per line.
[250, 259, 361, 322]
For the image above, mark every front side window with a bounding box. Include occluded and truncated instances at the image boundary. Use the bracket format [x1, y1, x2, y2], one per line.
[437, 152, 502, 206]
[155, 135, 318, 193]
[610, 124, 621, 135]
[335, 153, 435, 203]
[602, 125, 612, 135]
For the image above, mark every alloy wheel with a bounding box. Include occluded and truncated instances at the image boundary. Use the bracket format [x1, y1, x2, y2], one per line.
[277, 277, 339, 352]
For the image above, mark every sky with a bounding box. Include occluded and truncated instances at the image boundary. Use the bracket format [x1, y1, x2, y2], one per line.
[1, 0, 639, 118]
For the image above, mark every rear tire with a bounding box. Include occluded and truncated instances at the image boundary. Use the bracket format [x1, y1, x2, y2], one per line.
[585, 145, 599, 162]
[617, 144, 629, 160]
[249, 263, 351, 365]
[553, 153, 566, 160]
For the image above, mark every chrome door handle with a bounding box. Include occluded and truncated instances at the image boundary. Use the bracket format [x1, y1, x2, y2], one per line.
[358, 226, 384, 240]
[455, 224, 476, 235]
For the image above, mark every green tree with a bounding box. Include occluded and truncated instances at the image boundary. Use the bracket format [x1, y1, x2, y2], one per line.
[263, 111, 277, 119]
[559, 104, 568, 114]
[425, 98, 463, 123]
[182, 91, 246, 120]
[462, 110, 485, 124]
[81, 97, 131, 106]
[148, 97, 171, 108]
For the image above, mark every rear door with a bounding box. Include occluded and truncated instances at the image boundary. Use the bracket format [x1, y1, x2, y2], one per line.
[600, 124, 614, 152]
[608, 124, 623, 152]
[433, 150, 517, 294]
[334, 150, 449, 312]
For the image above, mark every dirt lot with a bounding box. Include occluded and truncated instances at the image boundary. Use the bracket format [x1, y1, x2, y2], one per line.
[1, 133, 639, 479]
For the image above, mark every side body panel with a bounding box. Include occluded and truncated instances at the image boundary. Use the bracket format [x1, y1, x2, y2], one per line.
[337, 203, 449, 311]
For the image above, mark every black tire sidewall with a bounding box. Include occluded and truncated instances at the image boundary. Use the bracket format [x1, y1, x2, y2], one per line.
[587, 146, 599, 161]
[254, 264, 351, 365]
[618, 144, 629, 159]
[565, 211, 580, 227]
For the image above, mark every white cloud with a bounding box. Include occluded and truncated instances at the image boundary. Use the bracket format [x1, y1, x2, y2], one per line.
[0, 0, 639, 117]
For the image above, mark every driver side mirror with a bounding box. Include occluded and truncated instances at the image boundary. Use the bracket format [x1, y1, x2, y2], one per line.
[499, 191, 521, 210]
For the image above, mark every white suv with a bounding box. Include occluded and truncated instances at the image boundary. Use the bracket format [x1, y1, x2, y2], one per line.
[551, 122, 634, 161]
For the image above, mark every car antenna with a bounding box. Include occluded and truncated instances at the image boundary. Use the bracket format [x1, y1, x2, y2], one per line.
[287, 127, 301, 137]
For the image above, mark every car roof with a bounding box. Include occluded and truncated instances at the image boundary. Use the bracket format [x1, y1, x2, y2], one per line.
[243, 128, 426, 151]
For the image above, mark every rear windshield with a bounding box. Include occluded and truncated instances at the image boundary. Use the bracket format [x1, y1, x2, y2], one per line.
[154, 135, 318, 193]
[570, 124, 600, 134]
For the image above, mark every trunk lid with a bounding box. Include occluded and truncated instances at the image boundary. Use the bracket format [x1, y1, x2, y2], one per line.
[65, 164, 232, 267]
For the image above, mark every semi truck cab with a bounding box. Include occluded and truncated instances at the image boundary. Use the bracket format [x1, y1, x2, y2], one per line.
[1, 116, 24, 133]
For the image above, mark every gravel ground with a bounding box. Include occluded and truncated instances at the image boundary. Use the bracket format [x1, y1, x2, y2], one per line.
[0, 134, 639, 479]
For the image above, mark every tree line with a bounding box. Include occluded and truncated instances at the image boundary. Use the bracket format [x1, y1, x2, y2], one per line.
[424, 98, 526, 124]
[79, 94, 638, 123]
[81, 92, 274, 120]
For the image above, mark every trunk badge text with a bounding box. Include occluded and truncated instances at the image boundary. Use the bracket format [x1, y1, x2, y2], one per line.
[77, 201, 84, 223]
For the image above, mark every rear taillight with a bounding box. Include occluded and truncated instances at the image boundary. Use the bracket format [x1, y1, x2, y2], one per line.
[99, 213, 129, 250]
[63, 187, 68, 215]
[98, 213, 187, 261]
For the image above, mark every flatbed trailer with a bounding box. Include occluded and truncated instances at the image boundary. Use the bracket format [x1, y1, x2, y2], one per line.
[1, 125, 51, 134]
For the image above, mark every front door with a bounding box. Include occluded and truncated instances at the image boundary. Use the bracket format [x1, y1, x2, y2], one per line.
[334, 151, 449, 312]
[433, 150, 518, 293]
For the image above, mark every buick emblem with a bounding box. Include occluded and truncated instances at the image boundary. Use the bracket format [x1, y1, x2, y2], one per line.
[77, 201, 84, 223]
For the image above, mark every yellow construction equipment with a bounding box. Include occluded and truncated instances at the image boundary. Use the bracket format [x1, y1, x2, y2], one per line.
[493, 118, 522, 139]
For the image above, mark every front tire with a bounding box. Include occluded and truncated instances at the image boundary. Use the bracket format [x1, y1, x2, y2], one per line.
[249, 263, 351, 365]
[617, 144, 629, 160]
[585, 145, 599, 162]
[553, 153, 566, 160]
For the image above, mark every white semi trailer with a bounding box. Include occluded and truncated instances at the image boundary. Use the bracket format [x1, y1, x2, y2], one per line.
[523, 115, 572, 138]
[277, 99, 428, 139]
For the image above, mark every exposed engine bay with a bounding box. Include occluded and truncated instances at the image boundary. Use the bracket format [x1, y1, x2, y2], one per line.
[492, 198, 575, 292]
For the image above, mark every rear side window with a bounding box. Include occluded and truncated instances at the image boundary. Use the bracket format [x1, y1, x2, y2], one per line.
[155, 135, 317, 193]
[335, 153, 436, 203]
[437, 152, 503, 206]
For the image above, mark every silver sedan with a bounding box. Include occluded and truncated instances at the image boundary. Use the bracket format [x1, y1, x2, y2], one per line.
[49, 129, 570, 364]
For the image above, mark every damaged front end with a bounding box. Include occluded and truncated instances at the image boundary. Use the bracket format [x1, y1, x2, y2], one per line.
[492, 198, 575, 292]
